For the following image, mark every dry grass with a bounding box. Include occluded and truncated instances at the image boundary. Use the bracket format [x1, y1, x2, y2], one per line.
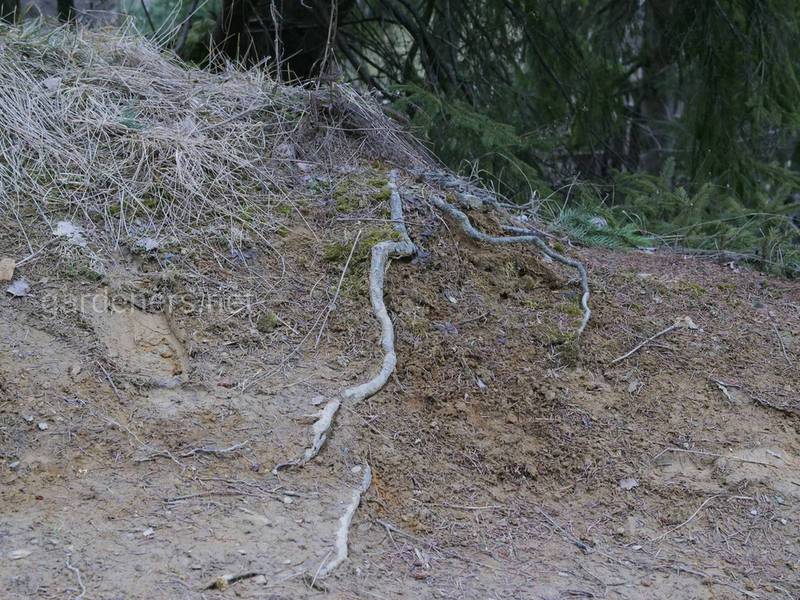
[0, 22, 422, 255]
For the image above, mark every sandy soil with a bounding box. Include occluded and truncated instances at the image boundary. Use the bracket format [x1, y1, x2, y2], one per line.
[1, 194, 799, 600]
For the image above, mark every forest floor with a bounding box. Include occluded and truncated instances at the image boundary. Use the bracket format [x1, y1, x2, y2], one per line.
[1, 202, 798, 599]
[1, 26, 799, 600]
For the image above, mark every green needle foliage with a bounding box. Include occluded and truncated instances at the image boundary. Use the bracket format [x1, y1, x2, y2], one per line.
[338, 0, 800, 274]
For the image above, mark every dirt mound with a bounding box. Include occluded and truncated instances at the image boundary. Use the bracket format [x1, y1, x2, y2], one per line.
[1, 25, 799, 600]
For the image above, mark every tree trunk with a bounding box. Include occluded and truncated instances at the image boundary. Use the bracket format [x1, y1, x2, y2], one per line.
[212, 0, 353, 79]
[634, 0, 674, 174]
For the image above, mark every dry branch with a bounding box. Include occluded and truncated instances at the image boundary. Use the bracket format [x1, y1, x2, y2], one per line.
[610, 316, 698, 364]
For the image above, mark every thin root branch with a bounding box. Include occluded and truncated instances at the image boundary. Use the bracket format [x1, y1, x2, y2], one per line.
[312, 464, 372, 580]
[428, 194, 591, 338]
[65, 554, 86, 600]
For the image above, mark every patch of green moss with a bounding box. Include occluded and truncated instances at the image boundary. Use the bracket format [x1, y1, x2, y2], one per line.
[406, 316, 430, 337]
[679, 281, 707, 298]
[366, 176, 388, 188]
[323, 227, 403, 265]
[333, 176, 365, 212]
[62, 263, 104, 282]
[323, 226, 406, 299]
[335, 190, 363, 212]
[557, 336, 580, 368]
[274, 203, 294, 217]
[324, 242, 351, 263]
[561, 301, 583, 317]
[256, 311, 281, 333]
[373, 186, 391, 202]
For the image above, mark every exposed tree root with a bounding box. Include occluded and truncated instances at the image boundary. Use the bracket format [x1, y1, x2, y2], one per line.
[341, 171, 416, 401]
[273, 171, 590, 581]
[273, 398, 342, 472]
[428, 194, 592, 338]
[310, 464, 372, 582]
[274, 169, 415, 473]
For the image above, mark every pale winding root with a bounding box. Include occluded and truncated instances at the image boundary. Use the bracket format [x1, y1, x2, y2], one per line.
[311, 464, 372, 582]
[341, 171, 415, 402]
[275, 173, 410, 579]
[429, 195, 592, 338]
[274, 169, 415, 472]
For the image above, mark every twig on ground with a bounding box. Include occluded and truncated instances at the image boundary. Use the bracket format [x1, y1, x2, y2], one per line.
[316, 229, 362, 348]
[610, 316, 698, 364]
[670, 564, 759, 599]
[771, 321, 792, 367]
[752, 395, 797, 416]
[711, 379, 736, 404]
[650, 495, 722, 542]
[179, 440, 250, 458]
[164, 490, 263, 503]
[15, 239, 57, 268]
[97, 362, 124, 403]
[653, 446, 779, 468]
[65, 554, 86, 600]
[204, 572, 264, 590]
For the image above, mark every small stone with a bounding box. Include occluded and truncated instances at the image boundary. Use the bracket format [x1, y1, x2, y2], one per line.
[253, 575, 267, 585]
[142, 528, 154, 538]
[37, 422, 49, 431]
[9, 461, 20, 471]
[274, 142, 296, 160]
[282, 496, 293, 505]
[6, 278, 30, 297]
[8, 549, 32, 560]
[619, 478, 639, 491]
[0, 258, 15, 282]
[23, 415, 34, 423]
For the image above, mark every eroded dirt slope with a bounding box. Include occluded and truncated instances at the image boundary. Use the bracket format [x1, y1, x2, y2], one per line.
[1, 197, 798, 599]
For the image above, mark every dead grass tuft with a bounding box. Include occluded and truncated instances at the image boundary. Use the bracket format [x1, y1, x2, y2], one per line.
[0, 22, 424, 254]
